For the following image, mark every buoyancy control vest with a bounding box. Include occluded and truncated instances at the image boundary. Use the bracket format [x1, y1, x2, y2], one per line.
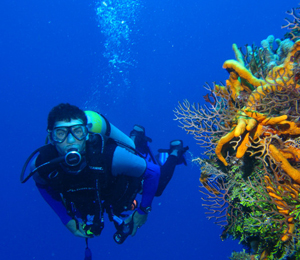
[35, 134, 142, 226]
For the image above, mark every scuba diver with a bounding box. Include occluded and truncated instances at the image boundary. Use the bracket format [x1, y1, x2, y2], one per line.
[21, 103, 188, 247]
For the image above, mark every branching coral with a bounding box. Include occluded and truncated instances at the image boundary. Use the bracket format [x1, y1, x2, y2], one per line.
[282, 7, 300, 41]
[175, 6, 300, 260]
[174, 83, 236, 157]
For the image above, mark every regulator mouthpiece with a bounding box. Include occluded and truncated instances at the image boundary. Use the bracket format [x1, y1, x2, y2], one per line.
[65, 149, 82, 166]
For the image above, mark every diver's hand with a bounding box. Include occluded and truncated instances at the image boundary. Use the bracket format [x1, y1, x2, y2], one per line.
[130, 210, 148, 236]
[66, 219, 90, 238]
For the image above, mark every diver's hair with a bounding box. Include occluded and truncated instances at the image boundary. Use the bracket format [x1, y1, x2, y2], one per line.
[47, 103, 87, 130]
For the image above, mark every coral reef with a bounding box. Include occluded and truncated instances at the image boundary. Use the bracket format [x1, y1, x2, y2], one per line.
[229, 249, 257, 260]
[175, 6, 300, 260]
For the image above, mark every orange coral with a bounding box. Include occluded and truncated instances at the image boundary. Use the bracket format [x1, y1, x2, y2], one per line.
[269, 144, 300, 184]
[215, 130, 236, 166]
[214, 41, 300, 170]
[212, 40, 300, 244]
[175, 11, 300, 255]
[215, 109, 288, 165]
[223, 59, 265, 90]
[265, 175, 296, 242]
[199, 176, 221, 195]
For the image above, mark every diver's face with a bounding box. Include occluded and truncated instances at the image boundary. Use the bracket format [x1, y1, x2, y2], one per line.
[53, 119, 87, 156]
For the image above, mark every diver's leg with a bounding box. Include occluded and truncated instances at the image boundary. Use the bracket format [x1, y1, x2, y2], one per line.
[155, 140, 189, 197]
[155, 155, 177, 196]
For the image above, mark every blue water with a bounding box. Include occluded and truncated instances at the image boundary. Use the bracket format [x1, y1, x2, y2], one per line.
[0, 0, 298, 259]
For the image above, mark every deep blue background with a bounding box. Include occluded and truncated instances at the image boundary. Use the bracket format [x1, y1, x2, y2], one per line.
[0, 0, 298, 259]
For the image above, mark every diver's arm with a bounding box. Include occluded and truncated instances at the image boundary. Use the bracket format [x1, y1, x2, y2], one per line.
[36, 183, 72, 225]
[37, 183, 90, 238]
[31, 157, 73, 226]
[65, 219, 90, 238]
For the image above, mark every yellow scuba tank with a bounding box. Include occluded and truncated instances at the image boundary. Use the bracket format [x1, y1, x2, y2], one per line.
[84, 110, 135, 149]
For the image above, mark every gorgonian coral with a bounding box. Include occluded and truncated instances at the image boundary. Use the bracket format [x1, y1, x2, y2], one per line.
[175, 6, 300, 260]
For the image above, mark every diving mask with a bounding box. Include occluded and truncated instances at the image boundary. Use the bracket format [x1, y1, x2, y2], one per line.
[50, 124, 88, 143]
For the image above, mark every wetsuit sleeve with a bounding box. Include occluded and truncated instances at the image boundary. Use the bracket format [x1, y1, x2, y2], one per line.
[31, 150, 72, 225]
[111, 146, 160, 211]
[36, 183, 72, 225]
[138, 162, 160, 212]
